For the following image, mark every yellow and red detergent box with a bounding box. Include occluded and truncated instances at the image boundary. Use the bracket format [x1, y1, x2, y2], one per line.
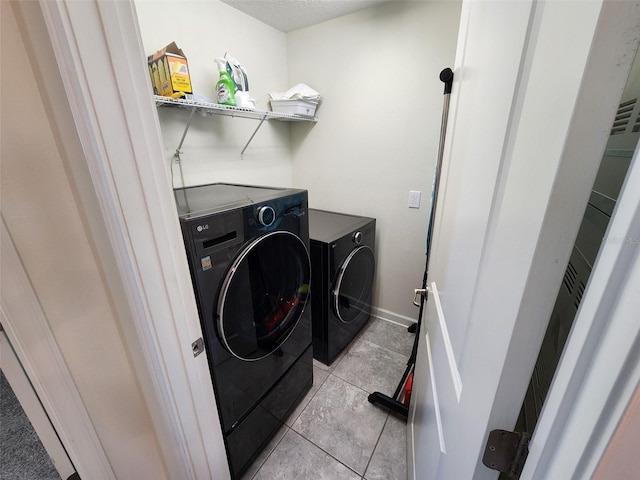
[148, 42, 192, 97]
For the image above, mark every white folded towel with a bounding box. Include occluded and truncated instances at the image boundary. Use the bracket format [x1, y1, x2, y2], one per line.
[268, 83, 322, 102]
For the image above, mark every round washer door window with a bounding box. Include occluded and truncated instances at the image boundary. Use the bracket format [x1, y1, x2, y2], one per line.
[333, 245, 375, 323]
[217, 231, 311, 361]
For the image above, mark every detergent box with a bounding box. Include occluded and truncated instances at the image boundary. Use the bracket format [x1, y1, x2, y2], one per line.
[148, 42, 192, 97]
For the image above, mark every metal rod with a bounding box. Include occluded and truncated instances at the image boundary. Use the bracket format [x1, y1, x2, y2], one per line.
[425, 92, 451, 265]
[241, 115, 267, 157]
[368, 67, 454, 417]
[173, 107, 197, 163]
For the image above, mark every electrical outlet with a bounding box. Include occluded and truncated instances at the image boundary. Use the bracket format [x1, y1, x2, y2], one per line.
[408, 190, 421, 208]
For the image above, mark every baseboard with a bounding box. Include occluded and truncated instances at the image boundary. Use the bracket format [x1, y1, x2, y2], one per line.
[370, 306, 418, 328]
[408, 420, 416, 480]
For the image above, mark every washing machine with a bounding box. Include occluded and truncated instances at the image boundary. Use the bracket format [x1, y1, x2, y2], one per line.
[309, 208, 376, 365]
[175, 183, 313, 479]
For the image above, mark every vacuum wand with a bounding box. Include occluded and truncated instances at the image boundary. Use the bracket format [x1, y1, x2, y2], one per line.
[368, 67, 454, 419]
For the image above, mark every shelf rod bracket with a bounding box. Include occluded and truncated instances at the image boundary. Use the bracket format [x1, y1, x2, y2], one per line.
[173, 107, 197, 164]
[241, 114, 268, 158]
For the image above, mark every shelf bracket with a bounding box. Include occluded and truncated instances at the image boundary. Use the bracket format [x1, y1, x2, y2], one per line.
[241, 114, 268, 159]
[173, 107, 197, 164]
[155, 96, 317, 161]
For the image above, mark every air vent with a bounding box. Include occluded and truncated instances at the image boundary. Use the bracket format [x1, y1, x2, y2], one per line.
[612, 98, 636, 135]
[574, 282, 585, 310]
[563, 262, 577, 294]
[633, 111, 640, 133]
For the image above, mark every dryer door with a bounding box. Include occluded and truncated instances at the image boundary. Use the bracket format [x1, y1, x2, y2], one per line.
[333, 245, 376, 323]
[217, 231, 311, 361]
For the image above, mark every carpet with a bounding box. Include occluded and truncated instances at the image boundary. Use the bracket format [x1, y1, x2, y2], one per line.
[0, 370, 61, 480]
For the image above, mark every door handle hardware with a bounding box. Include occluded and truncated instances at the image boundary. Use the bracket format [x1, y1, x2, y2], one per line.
[413, 287, 429, 307]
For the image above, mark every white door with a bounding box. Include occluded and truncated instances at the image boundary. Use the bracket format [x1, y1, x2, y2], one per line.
[408, 1, 640, 479]
[0, 332, 76, 479]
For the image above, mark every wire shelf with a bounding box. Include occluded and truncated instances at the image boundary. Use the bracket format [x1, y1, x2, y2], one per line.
[153, 95, 318, 122]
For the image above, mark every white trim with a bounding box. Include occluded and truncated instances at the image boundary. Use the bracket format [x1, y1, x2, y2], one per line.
[27, 1, 229, 478]
[0, 332, 76, 479]
[513, 2, 640, 477]
[426, 333, 446, 454]
[370, 306, 417, 328]
[0, 218, 115, 480]
[430, 282, 462, 402]
[409, 420, 416, 480]
[523, 138, 640, 480]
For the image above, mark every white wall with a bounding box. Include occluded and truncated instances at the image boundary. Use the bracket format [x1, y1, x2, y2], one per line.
[136, 0, 462, 321]
[287, 1, 462, 319]
[135, 0, 294, 188]
[1, 2, 169, 478]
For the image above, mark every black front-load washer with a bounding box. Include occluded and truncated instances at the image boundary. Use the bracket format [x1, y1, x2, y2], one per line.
[175, 183, 313, 479]
[309, 208, 376, 365]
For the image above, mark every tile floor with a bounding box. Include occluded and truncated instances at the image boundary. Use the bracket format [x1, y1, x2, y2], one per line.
[242, 318, 415, 480]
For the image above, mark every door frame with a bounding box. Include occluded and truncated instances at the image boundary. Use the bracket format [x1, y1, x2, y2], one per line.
[0, 331, 76, 479]
[523, 142, 640, 479]
[1, 218, 114, 479]
[486, 2, 640, 477]
[4, 1, 228, 479]
[407, 1, 640, 479]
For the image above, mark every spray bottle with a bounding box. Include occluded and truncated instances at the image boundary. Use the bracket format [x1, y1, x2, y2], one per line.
[215, 57, 236, 106]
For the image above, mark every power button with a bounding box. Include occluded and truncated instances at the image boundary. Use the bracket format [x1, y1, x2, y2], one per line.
[257, 206, 276, 227]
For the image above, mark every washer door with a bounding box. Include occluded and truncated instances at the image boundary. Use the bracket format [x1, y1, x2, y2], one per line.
[217, 231, 311, 361]
[332, 245, 375, 323]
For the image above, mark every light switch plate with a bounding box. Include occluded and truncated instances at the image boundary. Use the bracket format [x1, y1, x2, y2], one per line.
[408, 190, 421, 208]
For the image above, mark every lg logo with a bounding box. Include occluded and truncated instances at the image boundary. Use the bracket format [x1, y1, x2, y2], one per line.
[196, 224, 209, 232]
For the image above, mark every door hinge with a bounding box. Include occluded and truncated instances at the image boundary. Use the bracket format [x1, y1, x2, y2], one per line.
[482, 429, 530, 479]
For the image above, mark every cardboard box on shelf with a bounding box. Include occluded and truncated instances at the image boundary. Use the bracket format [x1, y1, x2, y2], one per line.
[148, 42, 192, 98]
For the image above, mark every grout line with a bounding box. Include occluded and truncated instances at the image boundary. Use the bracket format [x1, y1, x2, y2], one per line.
[356, 336, 411, 362]
[293, 428, 372, 478]
[329, 343, 410, 398]
[286, 366, 331, 427]
[289, 372, 391, 477]
[249, 368, 334, 479]
[318, 318, 413, 372]
[361, 319, 416, 357]
[327, 370, 373, 396]
[362, 414, 390, 479]
[244, 425, 290, 480]
[251, 320, 410, 479]
[356, 319, 415, 352]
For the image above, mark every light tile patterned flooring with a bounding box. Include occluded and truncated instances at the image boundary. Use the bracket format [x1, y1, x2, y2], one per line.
[242, 318, 415, 480]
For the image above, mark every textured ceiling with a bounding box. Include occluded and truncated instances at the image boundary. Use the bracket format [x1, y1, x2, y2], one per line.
[220, 0, 391, 32]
